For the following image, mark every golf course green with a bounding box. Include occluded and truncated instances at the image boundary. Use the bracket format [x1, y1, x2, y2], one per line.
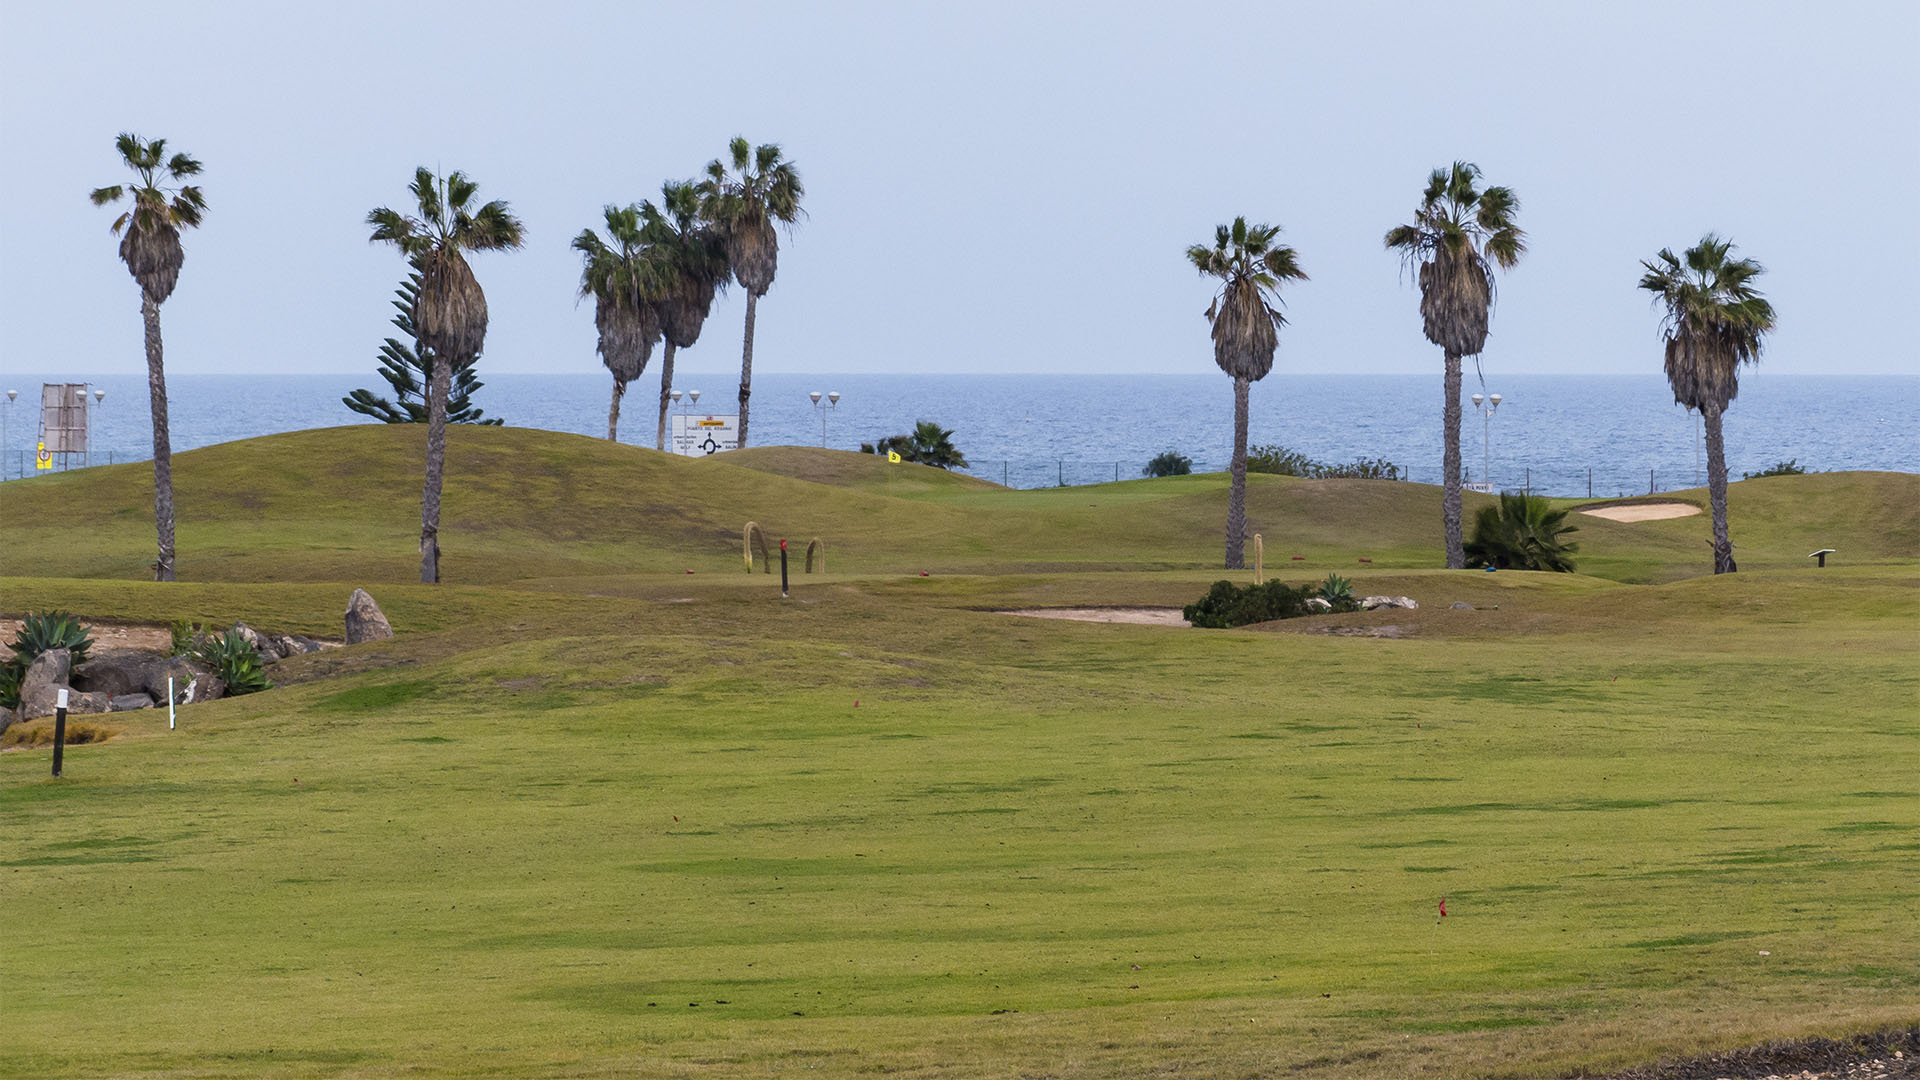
[3, 426, 1915, 1079]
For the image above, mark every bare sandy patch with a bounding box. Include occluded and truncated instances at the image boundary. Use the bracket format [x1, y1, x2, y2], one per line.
[1579, 502, 1702, 522]
[999, 607, 1191, 627]
[0, 618, 172, 651]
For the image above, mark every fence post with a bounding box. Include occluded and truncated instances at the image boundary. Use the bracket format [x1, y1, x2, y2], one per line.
[1003, 462, 1008, 486]
[1114, 462, 1119, 483]
[1649, 468, 1656, 495]
[1588, 467, 1592, 499]
[1058, 460, 1063, 487]
[1525, 467, 1530, 496]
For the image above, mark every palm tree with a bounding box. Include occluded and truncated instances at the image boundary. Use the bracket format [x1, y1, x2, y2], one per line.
[90, 133, 206, 582]
[1464, 493, 1580, 572]
[641, 181, 731, 451]
[367, 167, 524, 584]
[1187, 217, 1307, 569]
[572, 205, 663, 442]
[1384, 162, 1525, 569]
[1639, 235, 1775, 574]
[703, 137, 803, 447]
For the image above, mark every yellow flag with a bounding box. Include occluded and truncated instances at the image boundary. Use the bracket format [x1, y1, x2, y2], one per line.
[887, 450, 901, 464]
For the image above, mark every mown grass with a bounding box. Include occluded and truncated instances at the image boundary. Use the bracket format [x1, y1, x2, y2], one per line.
[0, 427, 1914, 1078]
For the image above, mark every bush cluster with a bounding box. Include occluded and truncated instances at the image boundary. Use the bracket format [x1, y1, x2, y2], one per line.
[1245, 444, 1399, 480]
[1743, 459, 1807, 479]
[1183, 575, 1361, 629]
[1143, 451, 1192, 478]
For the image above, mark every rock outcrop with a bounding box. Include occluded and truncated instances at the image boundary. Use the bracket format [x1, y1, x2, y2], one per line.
[345, 589, 393, 644]
[17, 649, 113, 720]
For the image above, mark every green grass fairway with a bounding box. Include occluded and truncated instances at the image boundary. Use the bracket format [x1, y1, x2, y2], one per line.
[2, 427, 1915, 1079]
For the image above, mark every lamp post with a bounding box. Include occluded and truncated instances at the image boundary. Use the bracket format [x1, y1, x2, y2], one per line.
[1471, 391, 1501, 491]
[809, 390, 840, 448]
[90, 387, 105, 467]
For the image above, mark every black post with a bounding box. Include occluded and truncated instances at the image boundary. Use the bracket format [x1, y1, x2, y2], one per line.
[52, 690, 68, 778]
[1588, 467, 1592, 499]
[779, 538, 789, 598]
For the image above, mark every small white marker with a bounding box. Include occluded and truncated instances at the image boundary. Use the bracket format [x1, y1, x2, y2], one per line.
[56, 687, 69, 710]
[168, 676, 176, 729]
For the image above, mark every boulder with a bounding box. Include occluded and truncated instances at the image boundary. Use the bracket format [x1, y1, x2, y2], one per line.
[141, 656, 224, 705]
[231, 622, 282, 662]
[271, 634, 325, 660]
[1360, 596, 1418, 611]
[1305, 597, 1333, 613]
[17, 650, 115, 720]
[345, 589, 393, 644]
[1450, 602, 1474, 611]
[74, 648, 164, 697]
[110, 693, 156, 712]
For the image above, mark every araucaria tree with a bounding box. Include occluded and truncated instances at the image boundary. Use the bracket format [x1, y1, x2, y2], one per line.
[703, 137, 803, 448]
[1384, 162, 1525, 569]
[572, 205, 663, 442]
[1187, 217, 1307, 569]
[367, 168, 524, 583]
[343, 261, 501, 425]
[90, 134, 206, 581]
[641, 181, 731, 451]
[1639, 235, 1774, 574]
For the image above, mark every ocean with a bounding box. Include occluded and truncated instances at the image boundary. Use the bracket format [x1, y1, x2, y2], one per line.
[1, 371, 1913, 497]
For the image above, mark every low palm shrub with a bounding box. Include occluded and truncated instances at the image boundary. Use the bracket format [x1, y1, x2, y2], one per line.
[1316, 574, 1360, 612]
[1743, 459, 1807, 479]
[1246, 445, 1399, 479]
[1465, 493, 1579, 572]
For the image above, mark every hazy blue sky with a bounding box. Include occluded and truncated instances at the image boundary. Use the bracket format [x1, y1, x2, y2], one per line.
[2, 1, 1914, 380]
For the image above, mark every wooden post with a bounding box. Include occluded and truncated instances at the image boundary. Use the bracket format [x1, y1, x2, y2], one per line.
[779, 539, 789, 598]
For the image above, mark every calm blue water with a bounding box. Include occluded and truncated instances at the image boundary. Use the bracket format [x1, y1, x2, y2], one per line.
[1, 371, 1913, 496]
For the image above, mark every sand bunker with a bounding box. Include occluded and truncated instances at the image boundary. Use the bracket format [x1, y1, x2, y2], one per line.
[1000, 607, 1191, 627]
[1579, 502, 1702, 522]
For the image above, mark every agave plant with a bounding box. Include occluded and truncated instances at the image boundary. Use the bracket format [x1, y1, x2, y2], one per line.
[1, 612, 97, 709]
[1465, 493, 1579, 572]
[1316, 574, 1359, 612]
[192, 628, 271, 696]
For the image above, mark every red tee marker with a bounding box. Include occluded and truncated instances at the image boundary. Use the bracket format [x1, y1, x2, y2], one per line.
[1438, 898, 1448, 918]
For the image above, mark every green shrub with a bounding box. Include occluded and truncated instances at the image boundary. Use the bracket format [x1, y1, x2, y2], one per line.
[1743, 459, 1807, 479]
[1317, 574, 1360, 612]
[1183, 579, 1316, 629]
[1246, 445, 1399, 480]
[1, 611, 96, 709]
[1465, 493, 1579, 572]
[1143, 451, 1192, 478]
[862, 421, 968, 469]
[169, 619, 210, 657]
[192, 628, 272, 696]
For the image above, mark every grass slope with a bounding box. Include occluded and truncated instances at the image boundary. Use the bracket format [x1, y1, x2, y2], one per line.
[1, 429, 1915, 1079]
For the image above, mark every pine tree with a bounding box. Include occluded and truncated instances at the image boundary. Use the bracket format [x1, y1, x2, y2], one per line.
[343, 264, 501, 426]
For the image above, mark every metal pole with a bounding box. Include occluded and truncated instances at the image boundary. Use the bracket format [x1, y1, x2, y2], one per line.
[53, 688, 69, 778]
[1483, 405, 1491, 492]
[779, 539, 789, 598]
[1588, 467, 1592, 499]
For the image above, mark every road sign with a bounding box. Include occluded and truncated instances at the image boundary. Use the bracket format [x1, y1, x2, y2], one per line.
[35, 441, 51, 470]
[670, 413, 738, 456]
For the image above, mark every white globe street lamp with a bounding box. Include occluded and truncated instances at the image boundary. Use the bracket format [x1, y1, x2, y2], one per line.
[810, 390, 841, 448]
[1471, 392, 1502, 492]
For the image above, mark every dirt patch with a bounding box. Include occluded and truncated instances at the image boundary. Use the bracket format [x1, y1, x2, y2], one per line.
[0, 618, 172, 651]
[1577, 501, 1702, 522]
[1589, 1025, 1919, 1080]
[999, 608, 1191, 627]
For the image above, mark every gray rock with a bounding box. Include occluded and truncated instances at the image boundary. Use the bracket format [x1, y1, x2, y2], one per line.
[271, 634, 324, 660]
[1360, 595, 1419, 611]
[18, 649, 73, 719]
[142, 656, 224, 705]
[345, 589, 393, 644]
[1305, 597, 1333, 612]
[231, 622, 281, 662]
[1450, 602, 1474, 610]
[110, 693, 157, 712]
[74, 648, 162, 697]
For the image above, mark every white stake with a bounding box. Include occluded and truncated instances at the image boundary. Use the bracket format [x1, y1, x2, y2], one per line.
[168, 676, 176, 730]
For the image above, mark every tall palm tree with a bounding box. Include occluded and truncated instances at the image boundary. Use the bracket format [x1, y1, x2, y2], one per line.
[1639, 235, 1774, 574]
[367, 167, 524, 584]
[1187, 217, 1307, 569]
[703, 137, 803, 448]
[1384, 161, 1525, 569]
[90, 133, 206, 582]
[641, 180, 731, 451]
[572, 205, 663, 442]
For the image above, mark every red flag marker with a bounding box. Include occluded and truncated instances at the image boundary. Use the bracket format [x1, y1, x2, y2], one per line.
[1438, 898, 1448, 917]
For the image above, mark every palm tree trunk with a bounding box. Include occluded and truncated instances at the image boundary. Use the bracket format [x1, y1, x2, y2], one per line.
[1226, 374, 1250, 569]
[1442, 350, 1465, 569]
[737, 292, 757, 448]
[1703, 403, 1735, 573]
[142, 296, 176, 582]
[420, 352, 451, 584]
[656, 341, 677, 451]
[607, 377, 625, 441]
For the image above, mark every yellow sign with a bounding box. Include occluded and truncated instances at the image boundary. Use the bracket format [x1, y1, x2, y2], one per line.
[886, 450, 901, 464]
[35, 441, 51, 470]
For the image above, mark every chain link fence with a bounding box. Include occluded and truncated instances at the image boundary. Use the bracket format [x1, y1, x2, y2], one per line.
[960, 458, 1717, 497]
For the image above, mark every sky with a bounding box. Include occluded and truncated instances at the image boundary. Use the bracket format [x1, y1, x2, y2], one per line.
[1, 0, 1915, 380]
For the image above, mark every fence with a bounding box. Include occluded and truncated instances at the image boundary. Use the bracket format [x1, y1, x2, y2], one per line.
[0, 450, 117, 482]
[959, 459, 1716, 497]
